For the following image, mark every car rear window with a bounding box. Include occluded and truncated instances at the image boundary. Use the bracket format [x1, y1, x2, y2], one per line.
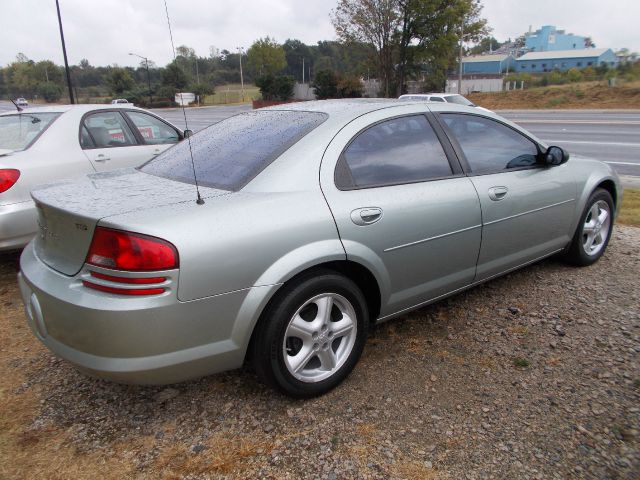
[0, 112, 61, 151]
[140, 110, 328, 191]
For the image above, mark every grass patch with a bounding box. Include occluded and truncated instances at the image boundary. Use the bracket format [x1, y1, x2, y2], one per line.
[545, 96, 568, 108]
[618, 188, 640, 226]
[203, 84, 261, 105]
[468, 80, 640, 109]
[513, 357, 530, 368]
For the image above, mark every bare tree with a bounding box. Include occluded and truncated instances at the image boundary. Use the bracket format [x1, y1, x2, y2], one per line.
[332, 0, 401, 97]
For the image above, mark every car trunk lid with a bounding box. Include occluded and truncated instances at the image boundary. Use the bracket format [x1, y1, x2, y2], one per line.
[31, 168, 228, 276]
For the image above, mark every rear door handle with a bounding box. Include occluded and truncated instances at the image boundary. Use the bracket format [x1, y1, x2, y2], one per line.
[488, 186, 508, 201]
[351, 207, 383, 226]
[94, 154, 110, 162]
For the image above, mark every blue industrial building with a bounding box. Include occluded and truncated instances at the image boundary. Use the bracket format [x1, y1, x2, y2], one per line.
[462, 54, 515, 74]
[515, 48, 618, 73]
[525, 25, 588, 52]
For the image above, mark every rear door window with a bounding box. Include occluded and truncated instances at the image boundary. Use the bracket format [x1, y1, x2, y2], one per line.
[125, 111, 180, 145]
[336, 115, 453, 189]
[140, 110, 327, 191]
[81, 111, 137, 148]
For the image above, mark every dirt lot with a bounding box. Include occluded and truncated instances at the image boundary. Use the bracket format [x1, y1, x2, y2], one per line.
[1, 227, 638, 479]
[468, 81, 640, 110]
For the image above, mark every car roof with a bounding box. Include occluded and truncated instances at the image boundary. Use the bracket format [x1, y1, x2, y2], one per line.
[0, 104, 145, 116]
[264, 98, 417, 123]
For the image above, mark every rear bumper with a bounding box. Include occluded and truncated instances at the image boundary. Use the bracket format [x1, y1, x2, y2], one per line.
[0, 200, 36, 251]
[19, 243, 276, 384]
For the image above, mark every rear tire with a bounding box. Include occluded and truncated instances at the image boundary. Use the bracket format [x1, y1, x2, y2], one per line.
[251, 271, 368, 398]
[565, 188, 614, 266]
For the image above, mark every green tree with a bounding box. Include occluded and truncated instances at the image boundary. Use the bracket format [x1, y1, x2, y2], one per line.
[107, 67, 134, 94]
[283, 39, 312, 81]
[468, 36, 502, 55]
[312, 69, 339, 99]
[247, 37, 287, 77]
[255, 74, 294, 101]
[161, 63, 189, 90]
[331, 0, 488, 96]
[38, 83, 63, 102]
[398, 0, 488, 94]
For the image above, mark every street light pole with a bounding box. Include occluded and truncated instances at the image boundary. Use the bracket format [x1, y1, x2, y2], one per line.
[129, 52, 152, 106]
[55, 0, 74, 104]
[237, 47, 245, 102]
[458, 20, 465, 94]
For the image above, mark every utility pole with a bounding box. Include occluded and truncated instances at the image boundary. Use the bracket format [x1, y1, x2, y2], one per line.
[55, 0, 74, 104]
[195, 57, 200, 105]
[458, 20, 465, 94]
[238, 47, 245, 102]
[129, 53, 152, 106]
[302, 57, 305, 84]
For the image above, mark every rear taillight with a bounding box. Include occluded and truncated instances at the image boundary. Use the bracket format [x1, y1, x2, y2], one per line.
[0, 169, 20, 193]
[86, 227, 178, 271]
[83, 227, 178, 296]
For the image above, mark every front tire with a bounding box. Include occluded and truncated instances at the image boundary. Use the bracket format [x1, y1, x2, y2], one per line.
[565, 188, 614, 266]
[251, 271, 369, 398]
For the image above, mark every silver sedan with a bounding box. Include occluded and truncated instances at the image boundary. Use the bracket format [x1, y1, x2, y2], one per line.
[18, 100, 621, 397]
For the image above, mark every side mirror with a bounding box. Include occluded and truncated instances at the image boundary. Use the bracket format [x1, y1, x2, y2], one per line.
[183, 129, 194, 139]
[545, 146, 569, 166]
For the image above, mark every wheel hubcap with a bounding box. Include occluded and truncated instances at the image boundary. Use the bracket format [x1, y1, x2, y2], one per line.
[283, 293, 357, 383]
[582, 200, 611, 256]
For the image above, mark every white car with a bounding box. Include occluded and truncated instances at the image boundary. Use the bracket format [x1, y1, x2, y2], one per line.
[15, 98, 29, 108]
[111, 98, 132, 105]
[399, 93, 492, 112]
[0, 104, 188, 250]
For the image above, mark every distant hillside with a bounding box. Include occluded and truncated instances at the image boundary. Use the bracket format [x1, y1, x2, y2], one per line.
[468, 81, 640, 109]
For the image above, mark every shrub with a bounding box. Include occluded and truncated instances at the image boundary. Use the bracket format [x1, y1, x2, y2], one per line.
[312, 69, 338, 99]
[567, 68, 583, 83]
[337, 75, 363, 98]
[582, 66, 596, 80]
[549, 71, 565, 85]
[38, 83, 63, 103]
[255, 74, 294, 101]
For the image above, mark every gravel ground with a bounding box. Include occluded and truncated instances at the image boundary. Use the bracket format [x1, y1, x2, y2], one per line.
[1, 226, 638, 479]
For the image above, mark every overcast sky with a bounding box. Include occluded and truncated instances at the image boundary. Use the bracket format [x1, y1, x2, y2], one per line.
[2, 0, 637, 67]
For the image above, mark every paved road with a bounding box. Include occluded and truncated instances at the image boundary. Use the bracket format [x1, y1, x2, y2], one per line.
[498, 110, 640, 176]
[155, 106, 640, 177]
[154, 104, 251, 132]
[2, 100, 638, 177]
[0, 101, 17, 113]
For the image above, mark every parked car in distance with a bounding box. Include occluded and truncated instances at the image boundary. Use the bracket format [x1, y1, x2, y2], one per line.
[0, 104, 188, 250]
[15, 98, 29, 108]
[111, 98, 132, 105]
[19, 100, 620, 398]
[399, 93, 492, 112]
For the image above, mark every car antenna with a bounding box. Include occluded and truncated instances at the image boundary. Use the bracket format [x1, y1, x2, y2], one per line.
[10, 99, 23, 112]
[163, 0, 204, 205]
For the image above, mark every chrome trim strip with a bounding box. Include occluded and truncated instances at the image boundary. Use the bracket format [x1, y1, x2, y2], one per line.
[484, 199, 575, 227]
[384, 224, 482, 253]
[376, 248, 564, 322]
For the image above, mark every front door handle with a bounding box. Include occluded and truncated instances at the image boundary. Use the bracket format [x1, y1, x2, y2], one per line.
[488, 186, 508, 201]
[351, 207, 383, 226]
